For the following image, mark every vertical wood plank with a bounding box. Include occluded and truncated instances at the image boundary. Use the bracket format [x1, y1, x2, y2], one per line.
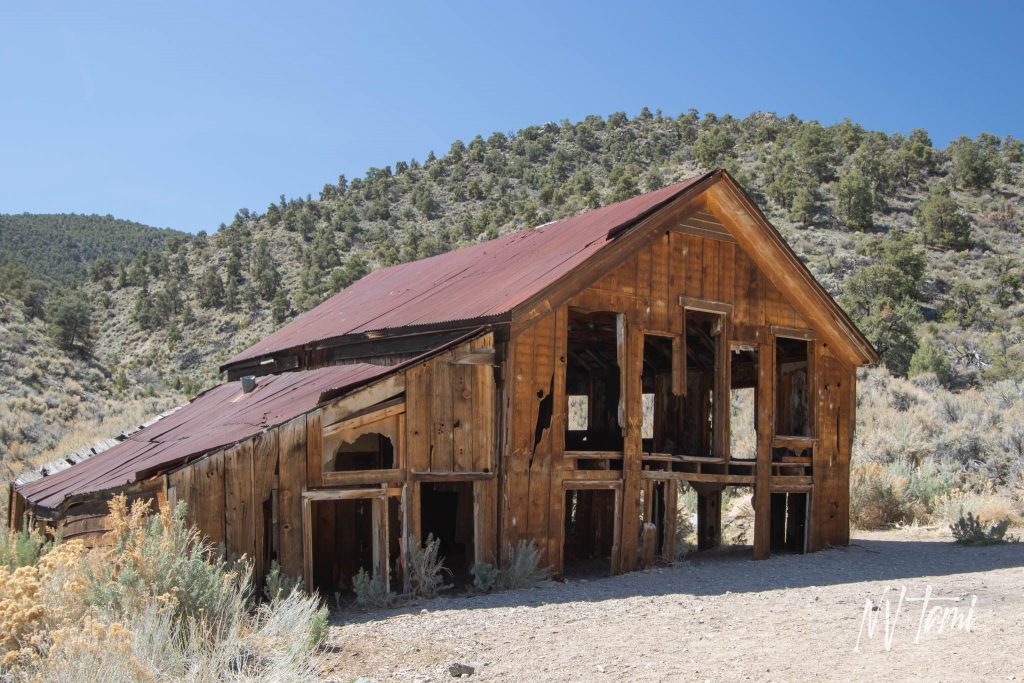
[719, 242, 736, 306]
[306, 410, 323, 489]
[753, 337, 775, 560]
[224, 441, 256, 564]
[278, 416, 307, 580]
[734, 250, 751, 325]
[471, 336, 496, 473]
[685, 235, 703, 298]
[406, 364, 431, 472]
[669, 231, 686, 336]
[702, 238, 720, 301]
[430, 353, 454, 472]
[526, 314, 555, 565]
[193, 450, 226, 549]
[451, 361, 474, 473]
[251, 430, 279, 580]
[635, 244, 652, 328]
[618, 321, 644, 573]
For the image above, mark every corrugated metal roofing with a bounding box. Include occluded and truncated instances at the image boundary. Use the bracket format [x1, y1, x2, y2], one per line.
[224, 172, 716, 369]
[14, 407, 183, 487]
[17, 363, 391, 510]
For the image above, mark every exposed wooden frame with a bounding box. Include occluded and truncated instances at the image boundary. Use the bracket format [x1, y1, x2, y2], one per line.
[510, 179, 718, 338]
[770, 325, 817, 341]
[322, 402, 405, 438]
[672, 223, 736, 243]
[301, 486, 401, 593]
[706, 178, 877, 367]
[320, 374, 406, 427]
[321, 409, 405, 487]
[561, 478, 623, 576]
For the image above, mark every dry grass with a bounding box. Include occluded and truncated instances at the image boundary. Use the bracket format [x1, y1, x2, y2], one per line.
[0, 496, 328, 681]
[852, 367, 1024, 529]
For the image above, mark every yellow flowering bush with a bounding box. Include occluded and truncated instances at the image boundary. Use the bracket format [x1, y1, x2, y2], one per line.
[0, 495, 327, 681]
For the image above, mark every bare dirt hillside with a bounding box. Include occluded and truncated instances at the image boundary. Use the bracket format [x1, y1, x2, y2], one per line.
[322, 530, 1024, 681]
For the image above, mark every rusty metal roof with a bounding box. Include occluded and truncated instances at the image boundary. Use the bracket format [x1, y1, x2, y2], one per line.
[224, 171, 716, 369]
[17, 363, 391, 510]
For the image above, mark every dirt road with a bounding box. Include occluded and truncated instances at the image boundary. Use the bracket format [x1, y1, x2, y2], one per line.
[322, 530, 1024, 681]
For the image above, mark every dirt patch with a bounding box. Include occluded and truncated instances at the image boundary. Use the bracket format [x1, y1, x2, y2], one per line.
[321, 529, 1024, 681]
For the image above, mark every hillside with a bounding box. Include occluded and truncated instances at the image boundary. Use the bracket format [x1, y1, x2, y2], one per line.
[80, 111, 1024, 391]
[1, 109, 1023, 528]
[0, 213, 188, 286]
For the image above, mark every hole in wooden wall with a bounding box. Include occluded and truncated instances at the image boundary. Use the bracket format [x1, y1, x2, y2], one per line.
[333, 433, 395, 471]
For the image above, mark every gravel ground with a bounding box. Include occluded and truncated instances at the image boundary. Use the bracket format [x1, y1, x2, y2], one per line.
[321, 529, 1024, 682]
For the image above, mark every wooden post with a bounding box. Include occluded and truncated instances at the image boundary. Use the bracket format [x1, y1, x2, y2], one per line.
[661, 480, 678, 563]
[618, 318, 644, 573]
[753, 336, 774, 560]
[640, 522, 657, 568]
[694, 483, 722, 551]
[301, 496, 313, 593]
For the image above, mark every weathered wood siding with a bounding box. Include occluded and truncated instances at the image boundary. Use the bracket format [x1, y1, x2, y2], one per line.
[501, 205, 853, 572]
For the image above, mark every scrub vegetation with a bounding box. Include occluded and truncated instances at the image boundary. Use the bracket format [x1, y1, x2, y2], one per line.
[2, 108, 1023, 531]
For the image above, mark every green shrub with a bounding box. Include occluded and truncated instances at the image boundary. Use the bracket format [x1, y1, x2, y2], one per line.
[351, 568, 395, 608]
[264, 559, 302, 602]
[500, 540, 550, 589]
[0, 524, 56, 569]
[471, 561, 500, 593]
[950, 511, 1018, 545]
[908, 337, 952, 386]
[407, 534, 451, 599]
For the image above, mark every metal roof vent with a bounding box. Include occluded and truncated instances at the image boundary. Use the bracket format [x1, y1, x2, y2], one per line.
[240, 375, 257, 394]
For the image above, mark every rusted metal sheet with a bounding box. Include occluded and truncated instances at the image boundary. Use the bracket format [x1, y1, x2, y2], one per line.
[223, 173, 714, 369]
[17, 363, 391, 510]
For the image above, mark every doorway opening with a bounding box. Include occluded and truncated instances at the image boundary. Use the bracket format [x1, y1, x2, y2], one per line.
[562, 487, 617, 577]
[769, 491, 808, 553]
[639, 480, 674, 566]
[420, 481, 475, 581]
[308, 492, 403, 597]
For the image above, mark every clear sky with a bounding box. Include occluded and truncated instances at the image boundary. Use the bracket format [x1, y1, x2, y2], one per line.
[1, 1, 1021, 233]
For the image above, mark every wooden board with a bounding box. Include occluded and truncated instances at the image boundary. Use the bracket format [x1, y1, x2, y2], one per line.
[251, 429, 279, 580]
[224, 441, 255, 564]
[278, 416, 307, 579]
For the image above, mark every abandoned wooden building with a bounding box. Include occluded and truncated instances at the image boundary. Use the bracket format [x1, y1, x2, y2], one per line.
[9, 169, 877, 592]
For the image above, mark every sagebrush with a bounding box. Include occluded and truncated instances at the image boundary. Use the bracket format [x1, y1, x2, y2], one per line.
[0, 495, 328, 681]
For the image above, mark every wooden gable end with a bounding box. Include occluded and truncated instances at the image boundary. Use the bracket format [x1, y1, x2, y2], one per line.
[510, 172, 875, 369]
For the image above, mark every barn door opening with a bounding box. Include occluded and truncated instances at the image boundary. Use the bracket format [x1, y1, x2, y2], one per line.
[419, 481, 475, 582]
[562, 485, 619, 578]
[304, 489, 403, 597]
[769, 491, 809, 554]
[638, 479, 676, 567]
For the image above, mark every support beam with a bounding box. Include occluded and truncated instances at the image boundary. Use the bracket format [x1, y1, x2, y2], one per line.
[753, 337, 775, 560]
[696, 488, 722, 551]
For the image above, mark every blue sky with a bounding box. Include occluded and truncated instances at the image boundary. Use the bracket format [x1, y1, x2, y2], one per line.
[1, 1, 1021, 232]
